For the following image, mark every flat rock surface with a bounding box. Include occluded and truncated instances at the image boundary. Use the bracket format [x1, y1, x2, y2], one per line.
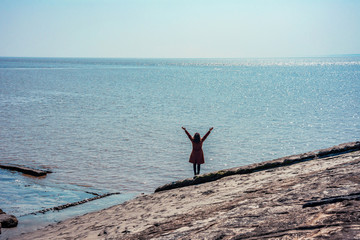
[0, 164, 50, 177]
[13, 149, 360, 240]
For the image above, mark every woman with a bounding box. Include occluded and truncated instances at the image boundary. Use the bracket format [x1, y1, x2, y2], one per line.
[182, 127, 213, 176]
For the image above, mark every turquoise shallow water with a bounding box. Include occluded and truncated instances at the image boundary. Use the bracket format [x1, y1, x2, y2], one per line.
[0, 57, 359, 220]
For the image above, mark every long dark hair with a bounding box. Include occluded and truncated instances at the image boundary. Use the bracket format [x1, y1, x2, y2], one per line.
[193, 133, 201, 143]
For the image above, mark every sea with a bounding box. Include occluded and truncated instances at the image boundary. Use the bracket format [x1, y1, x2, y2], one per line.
[0, 57, 359, 235]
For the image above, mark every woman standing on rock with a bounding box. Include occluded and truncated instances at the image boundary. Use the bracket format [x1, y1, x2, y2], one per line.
[182, 127, 213, 176]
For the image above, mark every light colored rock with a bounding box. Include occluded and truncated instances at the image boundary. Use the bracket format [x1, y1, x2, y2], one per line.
[14, 144, 360, 240]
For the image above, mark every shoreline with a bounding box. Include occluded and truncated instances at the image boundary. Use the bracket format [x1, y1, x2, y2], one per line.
[4, 141, 360, 239]
[155, 141, 360, 192]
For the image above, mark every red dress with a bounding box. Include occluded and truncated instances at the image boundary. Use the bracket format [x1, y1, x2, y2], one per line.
[189, 141, 205, 164]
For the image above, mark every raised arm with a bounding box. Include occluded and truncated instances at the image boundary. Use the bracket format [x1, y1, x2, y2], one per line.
[201, 127, 213, 142]
[182, 127, 193, 141]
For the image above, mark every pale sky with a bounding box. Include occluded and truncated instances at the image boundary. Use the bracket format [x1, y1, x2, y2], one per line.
[1, 0, 359, 58]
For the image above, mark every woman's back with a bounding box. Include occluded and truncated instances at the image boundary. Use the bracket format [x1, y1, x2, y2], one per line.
[182, 127, 213, 175]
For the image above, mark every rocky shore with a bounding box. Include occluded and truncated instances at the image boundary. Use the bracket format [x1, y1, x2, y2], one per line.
[0, 209, 18, 234]
[8, 142, 360, 239]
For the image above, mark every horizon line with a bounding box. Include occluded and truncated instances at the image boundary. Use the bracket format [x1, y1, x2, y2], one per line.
[1, 54, 360, 60]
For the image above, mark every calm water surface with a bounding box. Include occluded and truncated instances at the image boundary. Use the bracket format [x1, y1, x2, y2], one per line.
[1, 57, 359, 218]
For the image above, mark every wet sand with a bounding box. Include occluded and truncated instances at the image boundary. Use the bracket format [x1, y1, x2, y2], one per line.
[9, 142, 360, 239]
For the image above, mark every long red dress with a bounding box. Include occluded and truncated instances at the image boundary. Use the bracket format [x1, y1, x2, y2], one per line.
[189, 141, 205, 164]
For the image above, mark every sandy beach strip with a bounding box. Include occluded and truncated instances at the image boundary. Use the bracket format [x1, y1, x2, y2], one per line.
[10, 142, 360, 239]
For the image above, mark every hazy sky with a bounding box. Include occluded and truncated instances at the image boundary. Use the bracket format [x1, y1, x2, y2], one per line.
[1, 0, 359, 58]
